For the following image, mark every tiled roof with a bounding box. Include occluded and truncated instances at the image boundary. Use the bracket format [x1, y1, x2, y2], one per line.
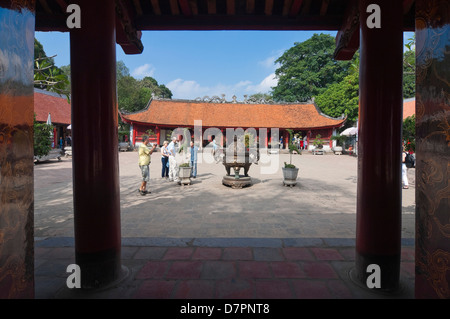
[34, 89, 71, 125]
[121, 99, 345, 129]
[403, 98, 415, 119]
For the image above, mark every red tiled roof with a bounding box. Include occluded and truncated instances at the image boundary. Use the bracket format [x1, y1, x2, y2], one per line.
[403, 98, 415, 120]
[34, 89, 71, 125]
[121, 99, 345, 129]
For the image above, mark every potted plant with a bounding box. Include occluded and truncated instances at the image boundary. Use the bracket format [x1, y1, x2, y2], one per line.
[178, 162, 192, 185]
[282, 162, 299, 187]
[331, 134, 347, 155]
[312, 134, 325, 155]
[282, 129, 300, 187]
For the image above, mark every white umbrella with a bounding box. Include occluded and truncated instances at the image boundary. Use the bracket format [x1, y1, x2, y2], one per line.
[46, 112, 52, 125]
[67, 124, 71, 129]
[341, 127, 358, 136]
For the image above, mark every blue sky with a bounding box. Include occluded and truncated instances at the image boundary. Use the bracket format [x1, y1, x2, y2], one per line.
[35, 30, 414, 101]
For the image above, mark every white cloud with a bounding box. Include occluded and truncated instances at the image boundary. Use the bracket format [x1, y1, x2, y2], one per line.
[131, 63, 155, 79]
[167, 74, 278, 101]
[245, 73, 278, 94]
[258, 51, 282, 70]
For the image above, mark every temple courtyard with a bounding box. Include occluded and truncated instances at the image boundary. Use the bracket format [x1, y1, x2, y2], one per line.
[32, 150, 416, 300]
[34, 150, 416, 239]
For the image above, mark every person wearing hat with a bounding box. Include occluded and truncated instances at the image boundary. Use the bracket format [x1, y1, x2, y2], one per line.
[138, 135, 157, 195]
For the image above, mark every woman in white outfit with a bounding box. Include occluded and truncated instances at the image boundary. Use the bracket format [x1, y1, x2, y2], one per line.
[168, 136, 179, 182]
[402, 148, 409, 189]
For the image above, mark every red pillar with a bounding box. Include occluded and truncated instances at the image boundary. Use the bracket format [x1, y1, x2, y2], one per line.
[53, 127, 57, 148]
[156, 126, 160, 145]
[355, 0, 403, 291]
[70, 0, 123, 289]
[285, 131, 289, 149]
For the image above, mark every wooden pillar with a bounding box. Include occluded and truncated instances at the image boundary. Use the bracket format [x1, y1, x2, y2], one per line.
[415, 0, 450, 299]
[0, 1, 35, 298]
[264, 128, 268, 148]
[156, 126, 160, 145]
[70, 0, 123, 289]
[355, 0, 403, 291]
[284, 131, 289, 149]
[329, 128, 333, 149]
[53, 127, 57, 148]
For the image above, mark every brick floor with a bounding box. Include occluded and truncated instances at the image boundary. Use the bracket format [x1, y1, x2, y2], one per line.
[34, 238, 416, 299]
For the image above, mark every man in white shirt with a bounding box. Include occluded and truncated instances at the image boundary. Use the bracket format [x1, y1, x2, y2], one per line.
[167, 136, 179, 182]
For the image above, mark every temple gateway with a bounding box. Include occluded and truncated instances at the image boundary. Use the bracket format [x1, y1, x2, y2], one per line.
[120, 96, 346, 151]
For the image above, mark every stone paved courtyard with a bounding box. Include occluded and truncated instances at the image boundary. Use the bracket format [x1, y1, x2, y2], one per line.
[34, 149, 416, 239]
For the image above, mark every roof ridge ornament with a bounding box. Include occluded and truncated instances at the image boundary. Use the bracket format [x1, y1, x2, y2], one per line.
[194, 94, 276, 104]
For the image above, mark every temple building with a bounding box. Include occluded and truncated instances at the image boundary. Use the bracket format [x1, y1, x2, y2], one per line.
[34, 88, 71, 148]
[1, 0, 448, 299]
[120, 97, 346, 151]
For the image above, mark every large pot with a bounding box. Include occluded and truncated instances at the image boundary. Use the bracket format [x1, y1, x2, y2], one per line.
[282, 167, 299, 187]
[178, 166, 192, 185]
[333, 146, 343, 155]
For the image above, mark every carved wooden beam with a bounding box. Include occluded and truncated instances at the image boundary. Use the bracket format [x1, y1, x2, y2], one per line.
[301, 0, 311, 14]
[115, 0, 144, 54]
[133, 0, 143, 16]
[403, 0, 414, 14]
[170, 0, 180, 15]
[282, 0, 293, 16]
[208, 0, 217, 14]
[39, 0, 52, 14]
[189, 0, 198, 15]
[320, 0, 330, 16]
[55, 0, 67, 11]
[227, 0, 235, 15]
[246, 0, 255, 14]
[150, 0, 162, 15]
[289, 0, 303, 18]
[265, 0, 273, 15]
[179, 0, 192, 16]
[333, 0, 359, 60]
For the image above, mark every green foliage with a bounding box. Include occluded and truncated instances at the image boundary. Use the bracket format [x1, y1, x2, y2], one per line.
[34, 39, 71, 102]
[403, 115, 416, 152]
[403, 35, 415, 98]
[118, 130, 129, 142]
[117, 60, 130, 80]
[285, 129, 301, 168]
[286, 129, 301, 155]
[313, 134, 324, 148]
[284, 162, 296, 169]
[117, 71, 173, 114]
[179, 163, 190, 168]
[331, 134, 348, 147]
[248, 92, 273, 101]
[145, 128, 155, 136]
[33, 113, 53, 157]
[272, 33, 352, 102]
[315, 72, 359, 125]
[244, 132, 256, 148]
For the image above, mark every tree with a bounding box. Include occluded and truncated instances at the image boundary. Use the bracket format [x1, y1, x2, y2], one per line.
[34, 39, 70, 101]
[248, 93, 273, 101]
[117, 60, 130, 80]
[33, 114, 53, 157]
[403, 115, 415, 153]
[314, 72, 359, 125]
[117, 74, 173, 114]
[272, 33, 352, 102]
[403, 35, 415, 98]
[139, 76, 173, 99]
